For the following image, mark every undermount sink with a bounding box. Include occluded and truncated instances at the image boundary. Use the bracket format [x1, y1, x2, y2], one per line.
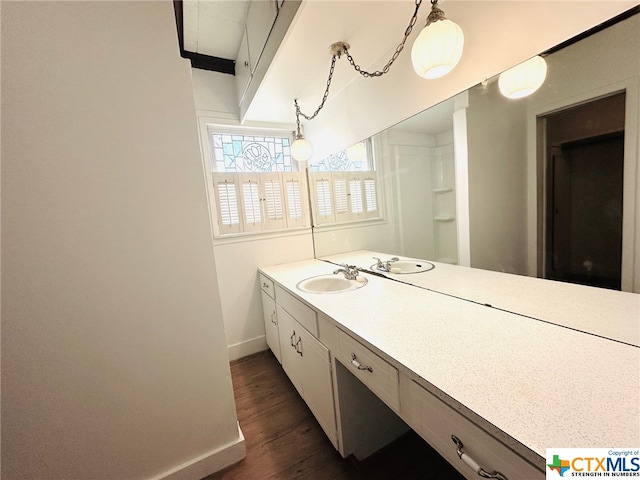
[371, 260, 435, 274]
[296, 274, 368, 294]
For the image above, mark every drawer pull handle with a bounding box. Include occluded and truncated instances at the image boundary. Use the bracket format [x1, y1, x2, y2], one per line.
[451, 435, 508, 480]
[350, 353, 373, 372]
[270, 311, 277, 325]
[295, 337, 303, 356]
[290, 331, 296, 347]
[262, 282, 269, 288]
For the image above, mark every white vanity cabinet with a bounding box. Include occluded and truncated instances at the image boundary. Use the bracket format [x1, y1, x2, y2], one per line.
[260, 277, 338, 449]
[405, 379, 544, 480]
[259, 258, 639, 479]
[259, 274, 280, 363]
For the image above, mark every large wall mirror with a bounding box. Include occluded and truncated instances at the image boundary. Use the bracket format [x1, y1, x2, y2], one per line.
[310, 8, 640, 294]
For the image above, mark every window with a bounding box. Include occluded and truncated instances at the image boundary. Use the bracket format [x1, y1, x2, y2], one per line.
[206, 128, 309, 237]
[308, 140, 381, 226]
[210, 133, 295, 173]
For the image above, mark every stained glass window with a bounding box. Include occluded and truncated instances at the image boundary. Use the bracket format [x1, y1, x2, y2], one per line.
[308, 141, 372, 172]
[211, 133, 294, 173]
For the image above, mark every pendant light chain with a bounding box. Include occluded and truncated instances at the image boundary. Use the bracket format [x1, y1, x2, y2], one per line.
[345, 0, 423, 78]
[295, 0, 425, 123]
[295, 53, 338, 123]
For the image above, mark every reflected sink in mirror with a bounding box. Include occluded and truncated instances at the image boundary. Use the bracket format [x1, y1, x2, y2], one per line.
[296, 274, 368, 294]
[371, 260, 435, 274]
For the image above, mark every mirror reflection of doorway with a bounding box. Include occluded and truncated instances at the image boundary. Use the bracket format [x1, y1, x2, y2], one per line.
[543, 93, 625, 290]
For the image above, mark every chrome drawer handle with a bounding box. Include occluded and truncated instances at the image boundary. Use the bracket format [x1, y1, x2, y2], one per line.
[451, 435, 508, 480]
[270, 311, 277, 325]
[350, 353, 373, 372]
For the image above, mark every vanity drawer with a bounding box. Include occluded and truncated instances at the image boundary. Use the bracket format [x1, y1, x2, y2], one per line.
[259, 273, 275, 299]
[408, 380, 543, 480]
[275, 284, 318, 337]
[336, 329, 399, 412]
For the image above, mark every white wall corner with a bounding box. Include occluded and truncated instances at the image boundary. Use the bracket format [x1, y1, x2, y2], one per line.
[154, 423, 246, 480]
[228, 335, 268, 361]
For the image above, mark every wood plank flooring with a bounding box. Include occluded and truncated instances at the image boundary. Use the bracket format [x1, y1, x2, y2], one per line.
[204, 350, 465, 480]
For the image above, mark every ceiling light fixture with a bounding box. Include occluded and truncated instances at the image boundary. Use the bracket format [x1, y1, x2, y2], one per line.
[411, 0, 464, 80]
[498, 55, 548, 99]
[291, 0, 463, 161]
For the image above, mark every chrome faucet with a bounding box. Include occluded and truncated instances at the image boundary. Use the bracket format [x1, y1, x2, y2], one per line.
[333, 264, 360, 280]
[373, 256, 399, 272]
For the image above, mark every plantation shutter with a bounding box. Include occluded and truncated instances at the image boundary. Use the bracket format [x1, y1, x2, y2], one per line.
[239, 174, 262, 232]
[333, 173, 352, 223]
[262, 173, 285, 230]
[364, 175, 379, 218]
[310, 173, 336, 225]
[309, 171, 380, 226]
[283, 173, 307, 228]
[212, 173, 242, 235]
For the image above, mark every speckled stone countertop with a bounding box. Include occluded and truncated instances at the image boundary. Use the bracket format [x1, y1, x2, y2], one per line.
[259, 258, 640, 467]
[324, 250, 640, 347]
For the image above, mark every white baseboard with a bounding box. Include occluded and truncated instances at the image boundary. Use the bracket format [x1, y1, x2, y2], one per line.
[227, 335, 268, 361]
[154, 423, 246, 480]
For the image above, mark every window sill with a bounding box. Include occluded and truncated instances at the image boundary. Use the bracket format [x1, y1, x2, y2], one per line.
[212, 226, 312, 246]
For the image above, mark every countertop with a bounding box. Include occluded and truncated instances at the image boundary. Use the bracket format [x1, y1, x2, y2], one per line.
[259, 257, 640, 467]
[323, 250, 640, 347]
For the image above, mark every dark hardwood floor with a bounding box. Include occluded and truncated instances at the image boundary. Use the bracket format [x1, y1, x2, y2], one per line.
[204, 350, 465, 480]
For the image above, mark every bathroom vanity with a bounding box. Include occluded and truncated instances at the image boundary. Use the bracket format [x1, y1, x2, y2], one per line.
[258, 253, 639, 479]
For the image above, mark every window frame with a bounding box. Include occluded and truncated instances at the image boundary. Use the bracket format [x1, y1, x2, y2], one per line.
[199, 122, 311, 240]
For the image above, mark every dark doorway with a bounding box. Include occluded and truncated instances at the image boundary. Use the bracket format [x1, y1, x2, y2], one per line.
[544, 93, 625, 290]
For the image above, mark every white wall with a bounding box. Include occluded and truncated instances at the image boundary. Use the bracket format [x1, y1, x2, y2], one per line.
[1, 2, 243, 479]
[385, 130, 436, 260]
[213, 234, 314, 359]
[466, 84, 528, 274]
[192, 69, 315, 359]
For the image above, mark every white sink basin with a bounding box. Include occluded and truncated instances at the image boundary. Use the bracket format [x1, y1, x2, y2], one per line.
[371, 260, 435, 274]
[296, 274, 368, 294]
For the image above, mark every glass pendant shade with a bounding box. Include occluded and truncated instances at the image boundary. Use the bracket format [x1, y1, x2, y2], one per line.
[411, 19, 464, 80]
[498, 56, 548, 99]
[291, 136, 313, 162]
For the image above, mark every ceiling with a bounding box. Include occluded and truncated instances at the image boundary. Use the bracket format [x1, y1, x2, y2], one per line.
[180, 1, 639, 136]
[181, 0, 249, 59]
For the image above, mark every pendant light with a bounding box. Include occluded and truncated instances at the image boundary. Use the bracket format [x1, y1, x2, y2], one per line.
[291, 132, 312, 163]
[411, 0, 464, 80]
[291, 0, 464, 158]
[498, 56, 548, 99]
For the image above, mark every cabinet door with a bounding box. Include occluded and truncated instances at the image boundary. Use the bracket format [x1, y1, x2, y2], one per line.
[235, 28, 251, 105]
[276, 305, 304, 397]
[245, 0, 278, 73]
[261, 290, 280, 363]
[298, 327, 337, 449]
